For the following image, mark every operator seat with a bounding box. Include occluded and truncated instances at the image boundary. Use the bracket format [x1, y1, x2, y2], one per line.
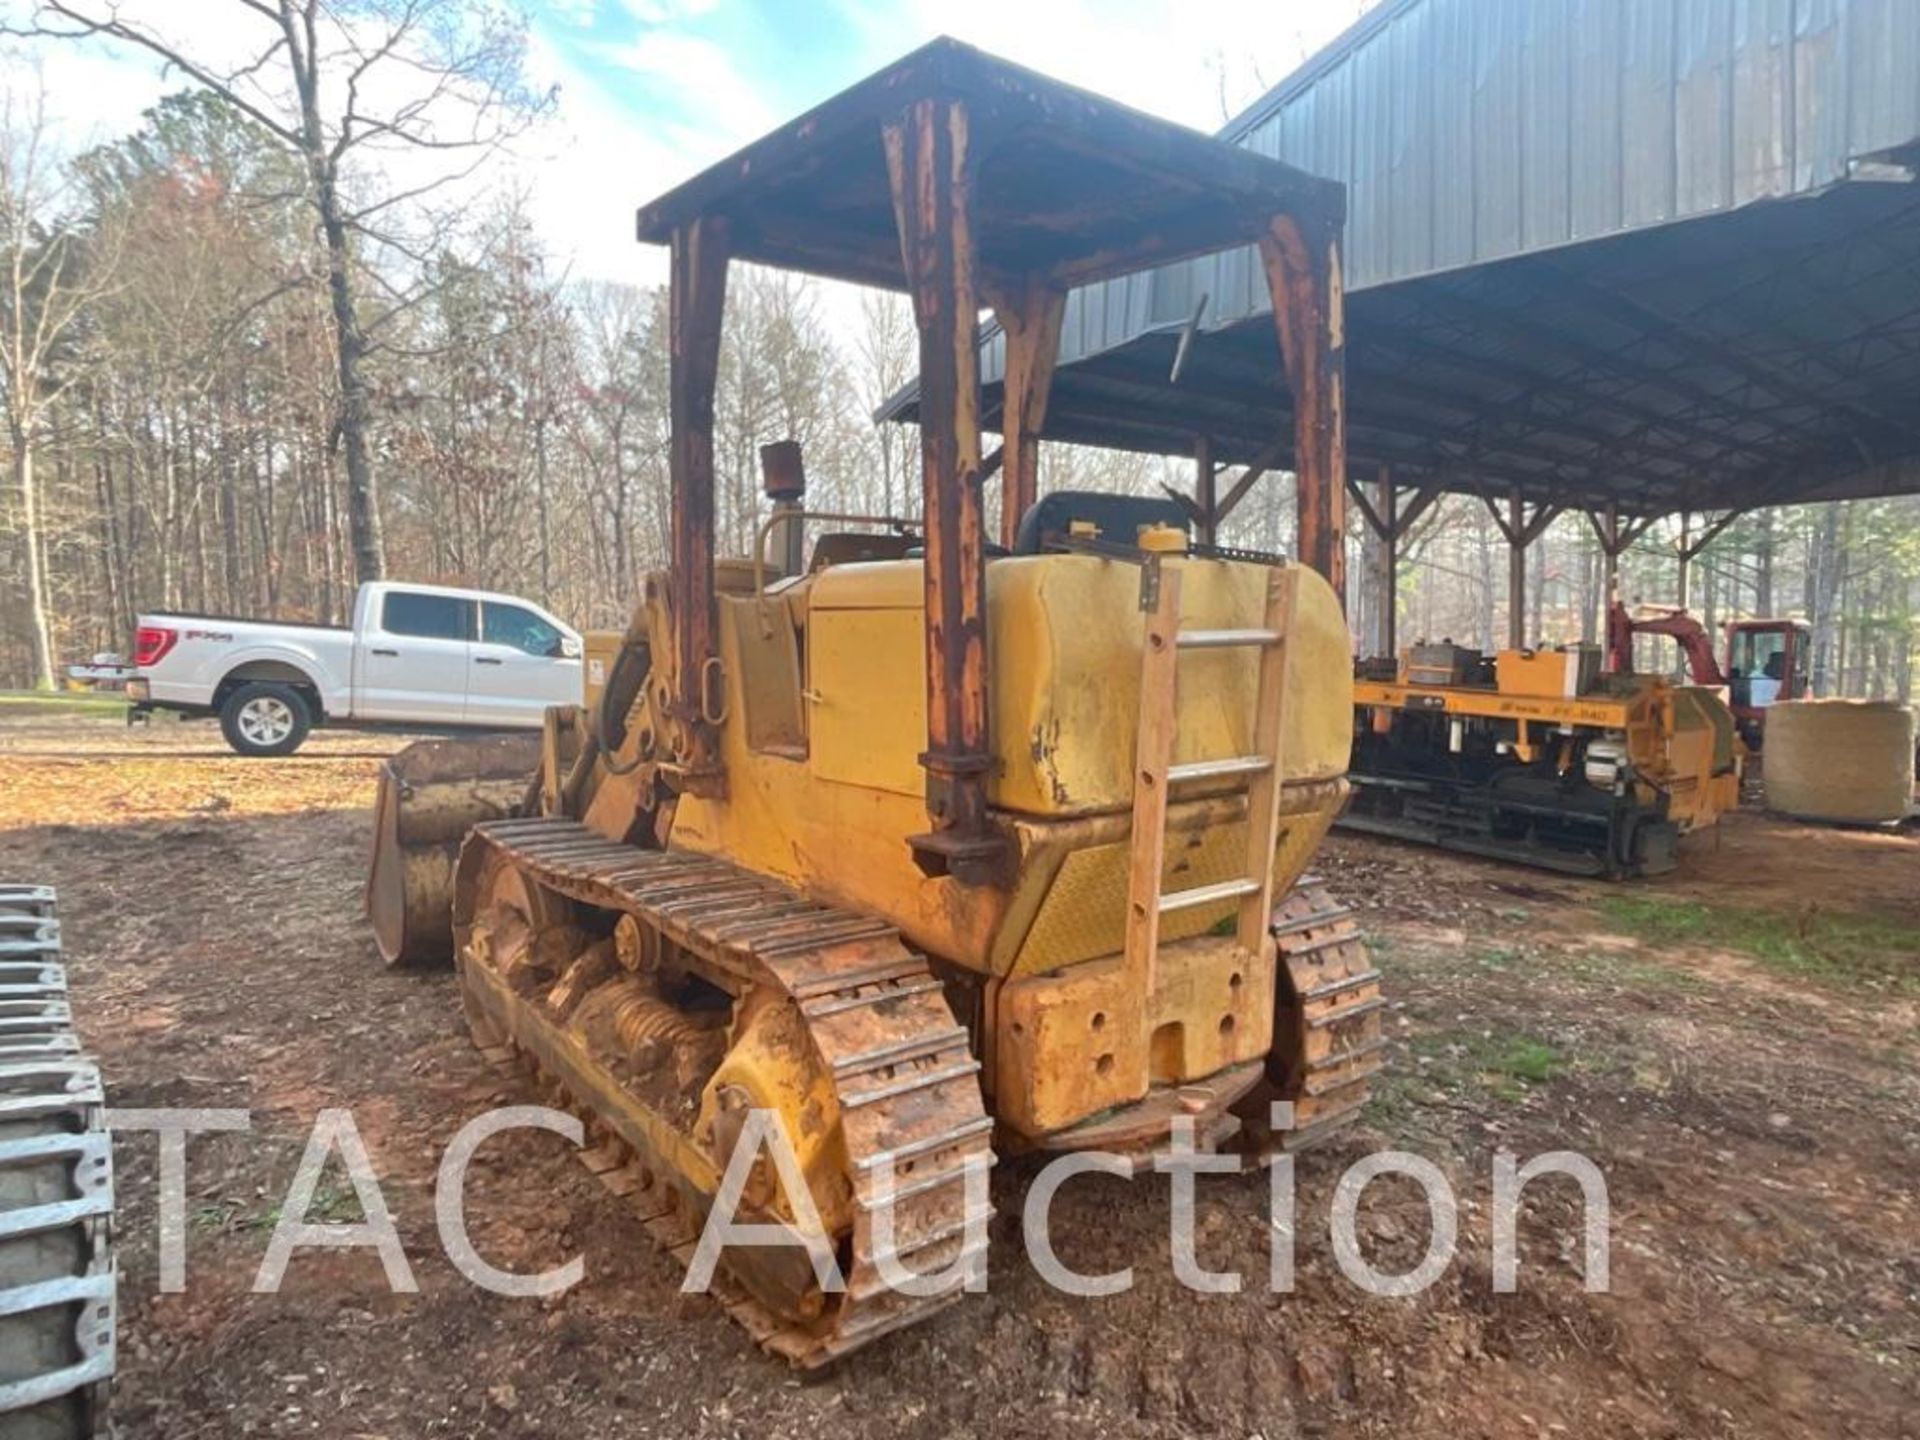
[1011, 491, 1192, 555]
[810, 531, 917, 571]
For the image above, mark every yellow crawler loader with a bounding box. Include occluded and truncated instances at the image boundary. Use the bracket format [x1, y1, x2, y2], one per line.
[365, 39, 1382, 1364]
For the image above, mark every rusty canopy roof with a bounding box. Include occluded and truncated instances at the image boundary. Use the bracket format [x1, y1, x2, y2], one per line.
[632, 36, 1342, 295]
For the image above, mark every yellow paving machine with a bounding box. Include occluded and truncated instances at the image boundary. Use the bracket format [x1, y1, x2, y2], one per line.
[1342, 640, 1741, 876]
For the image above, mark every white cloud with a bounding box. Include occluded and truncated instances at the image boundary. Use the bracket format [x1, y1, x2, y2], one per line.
[589, 28, 779, 141]
[509, 27, 703, 285]
[526, 0, 1371, 283]
[509, 21, 790, 283]
[545, 0, 603, 27]
[840, 0, 1361, 131]
[620, 0, 721, 23]
[8, 0, 1374, 288]
[23, 44, 164, 153]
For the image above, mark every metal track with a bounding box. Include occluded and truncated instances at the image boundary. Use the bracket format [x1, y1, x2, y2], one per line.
[1265, 879, 1386, 1150]
[1339, 769, 1677, 878]
[455, 820, 994, 1367]
[0, 887, 114, 1440]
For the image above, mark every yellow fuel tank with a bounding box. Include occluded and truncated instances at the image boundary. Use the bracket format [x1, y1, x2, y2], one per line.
[668, 553, 1353, 974]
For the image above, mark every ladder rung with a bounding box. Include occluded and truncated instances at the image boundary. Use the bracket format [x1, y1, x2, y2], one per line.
[1176, 628, 1281, 650]
[1166, 755, 1273, 784]
[1158, 878, 1262, 914]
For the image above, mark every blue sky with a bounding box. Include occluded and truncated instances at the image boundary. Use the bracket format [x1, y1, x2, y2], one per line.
[20, 0, 1369, 282]
[535, 0, 1359, 145]
[523, 0, 1366, 278]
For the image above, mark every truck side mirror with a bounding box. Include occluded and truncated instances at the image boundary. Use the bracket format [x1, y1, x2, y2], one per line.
[559, 635, 582, 660]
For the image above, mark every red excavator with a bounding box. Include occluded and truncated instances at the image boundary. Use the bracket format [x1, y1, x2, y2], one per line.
[1605, 600, 1810, 748]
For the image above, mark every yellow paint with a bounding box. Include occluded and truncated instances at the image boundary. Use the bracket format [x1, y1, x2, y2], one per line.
[650, 551, 1355, 1139]
[1008, 782, 1341, 978]
[668, 555, 1352, 975]
[995, 932, 1276, 1138]
[808, 605, 924, 795]
[1355, 676, 1641, 728]
[1667, 686, 1743, 828]
[582, 629, 623, 710]
[700, 986, 852, 1233]
[1354, 668, 1741, 834]
[985, 555, 1352, 814]
[1137, 523, 1189, 553]
[1494, 647, 1587, 699]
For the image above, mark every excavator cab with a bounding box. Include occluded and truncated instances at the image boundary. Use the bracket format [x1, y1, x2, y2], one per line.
[1605, 600, 1810, 750]
[1725, 618, 1811, 741]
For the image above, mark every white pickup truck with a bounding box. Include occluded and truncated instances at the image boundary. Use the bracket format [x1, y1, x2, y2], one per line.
[127, 580, 583, 756]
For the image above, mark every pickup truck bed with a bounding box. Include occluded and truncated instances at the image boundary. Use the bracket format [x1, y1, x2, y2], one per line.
[143, 610, 349, 632]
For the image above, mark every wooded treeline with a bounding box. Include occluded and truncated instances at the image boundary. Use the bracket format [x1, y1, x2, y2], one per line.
[2, 79, 1917, 700]
[0, 83, 958, 673]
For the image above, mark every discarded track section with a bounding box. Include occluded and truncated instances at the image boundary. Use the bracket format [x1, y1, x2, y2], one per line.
[0, 885, 114, 1440]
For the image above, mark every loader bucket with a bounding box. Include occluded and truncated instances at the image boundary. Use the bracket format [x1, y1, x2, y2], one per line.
[365, 733, 542, 967]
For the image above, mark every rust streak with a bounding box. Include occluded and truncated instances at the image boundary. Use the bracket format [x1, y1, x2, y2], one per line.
[885, 96, 995, 863]
[1260, 214, 1347, 601]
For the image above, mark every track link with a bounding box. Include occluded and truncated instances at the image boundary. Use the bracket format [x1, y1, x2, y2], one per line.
[0, 886, 114, 1440]
[1263, 878, 1386, 1150]
[454, 820, 993, 1367]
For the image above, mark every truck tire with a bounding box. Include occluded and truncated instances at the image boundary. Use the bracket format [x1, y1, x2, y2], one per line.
[219, 682, 312, 757]
[0, 886, 114, 1440]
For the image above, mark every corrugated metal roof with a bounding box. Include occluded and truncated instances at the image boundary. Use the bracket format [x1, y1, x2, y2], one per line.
[1056, 0, 1920, 360]
[933, 0, 1920, 516]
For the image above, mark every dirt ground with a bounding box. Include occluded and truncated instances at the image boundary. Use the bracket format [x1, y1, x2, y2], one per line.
[1, 713, 1915, 1439]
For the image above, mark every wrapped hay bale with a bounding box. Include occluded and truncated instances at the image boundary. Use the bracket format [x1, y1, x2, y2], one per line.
[1765, 699, 1916, 825]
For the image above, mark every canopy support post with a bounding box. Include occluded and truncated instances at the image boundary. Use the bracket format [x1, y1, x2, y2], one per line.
[667, 215, 730, 795]
[1260, 212, 1347, 602]
[885, 95, 1001, 883]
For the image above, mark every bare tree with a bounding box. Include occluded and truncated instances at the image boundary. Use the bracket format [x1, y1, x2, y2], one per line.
[0, 79, 118, 688]
[567, 279, 659, 603]
[853, 288, 915, 515]
[14, 0, 553, 584]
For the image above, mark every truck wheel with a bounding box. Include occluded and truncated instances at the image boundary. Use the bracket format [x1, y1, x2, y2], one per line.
[219, 682, 312, 757]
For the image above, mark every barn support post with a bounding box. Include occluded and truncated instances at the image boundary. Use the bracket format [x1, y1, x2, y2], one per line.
[1585, 502, 1660, 635]
[1194, 434, 1218, 544]
[1507, 487, 1527, 649]
[1372, 472, 1397, 657]
[884, 95, 1001, 881]
[1483, 485, 1562, 651]
[1349, 470, 1441, 659]
[1259, 212, 1346, 601]
[1599, 503, 1622, 611]
[667, 215, 730, 793]
[988, 277, 1066, 547]
[1675, 511, 1692, 610]
[1213, 435, 1283, 533]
